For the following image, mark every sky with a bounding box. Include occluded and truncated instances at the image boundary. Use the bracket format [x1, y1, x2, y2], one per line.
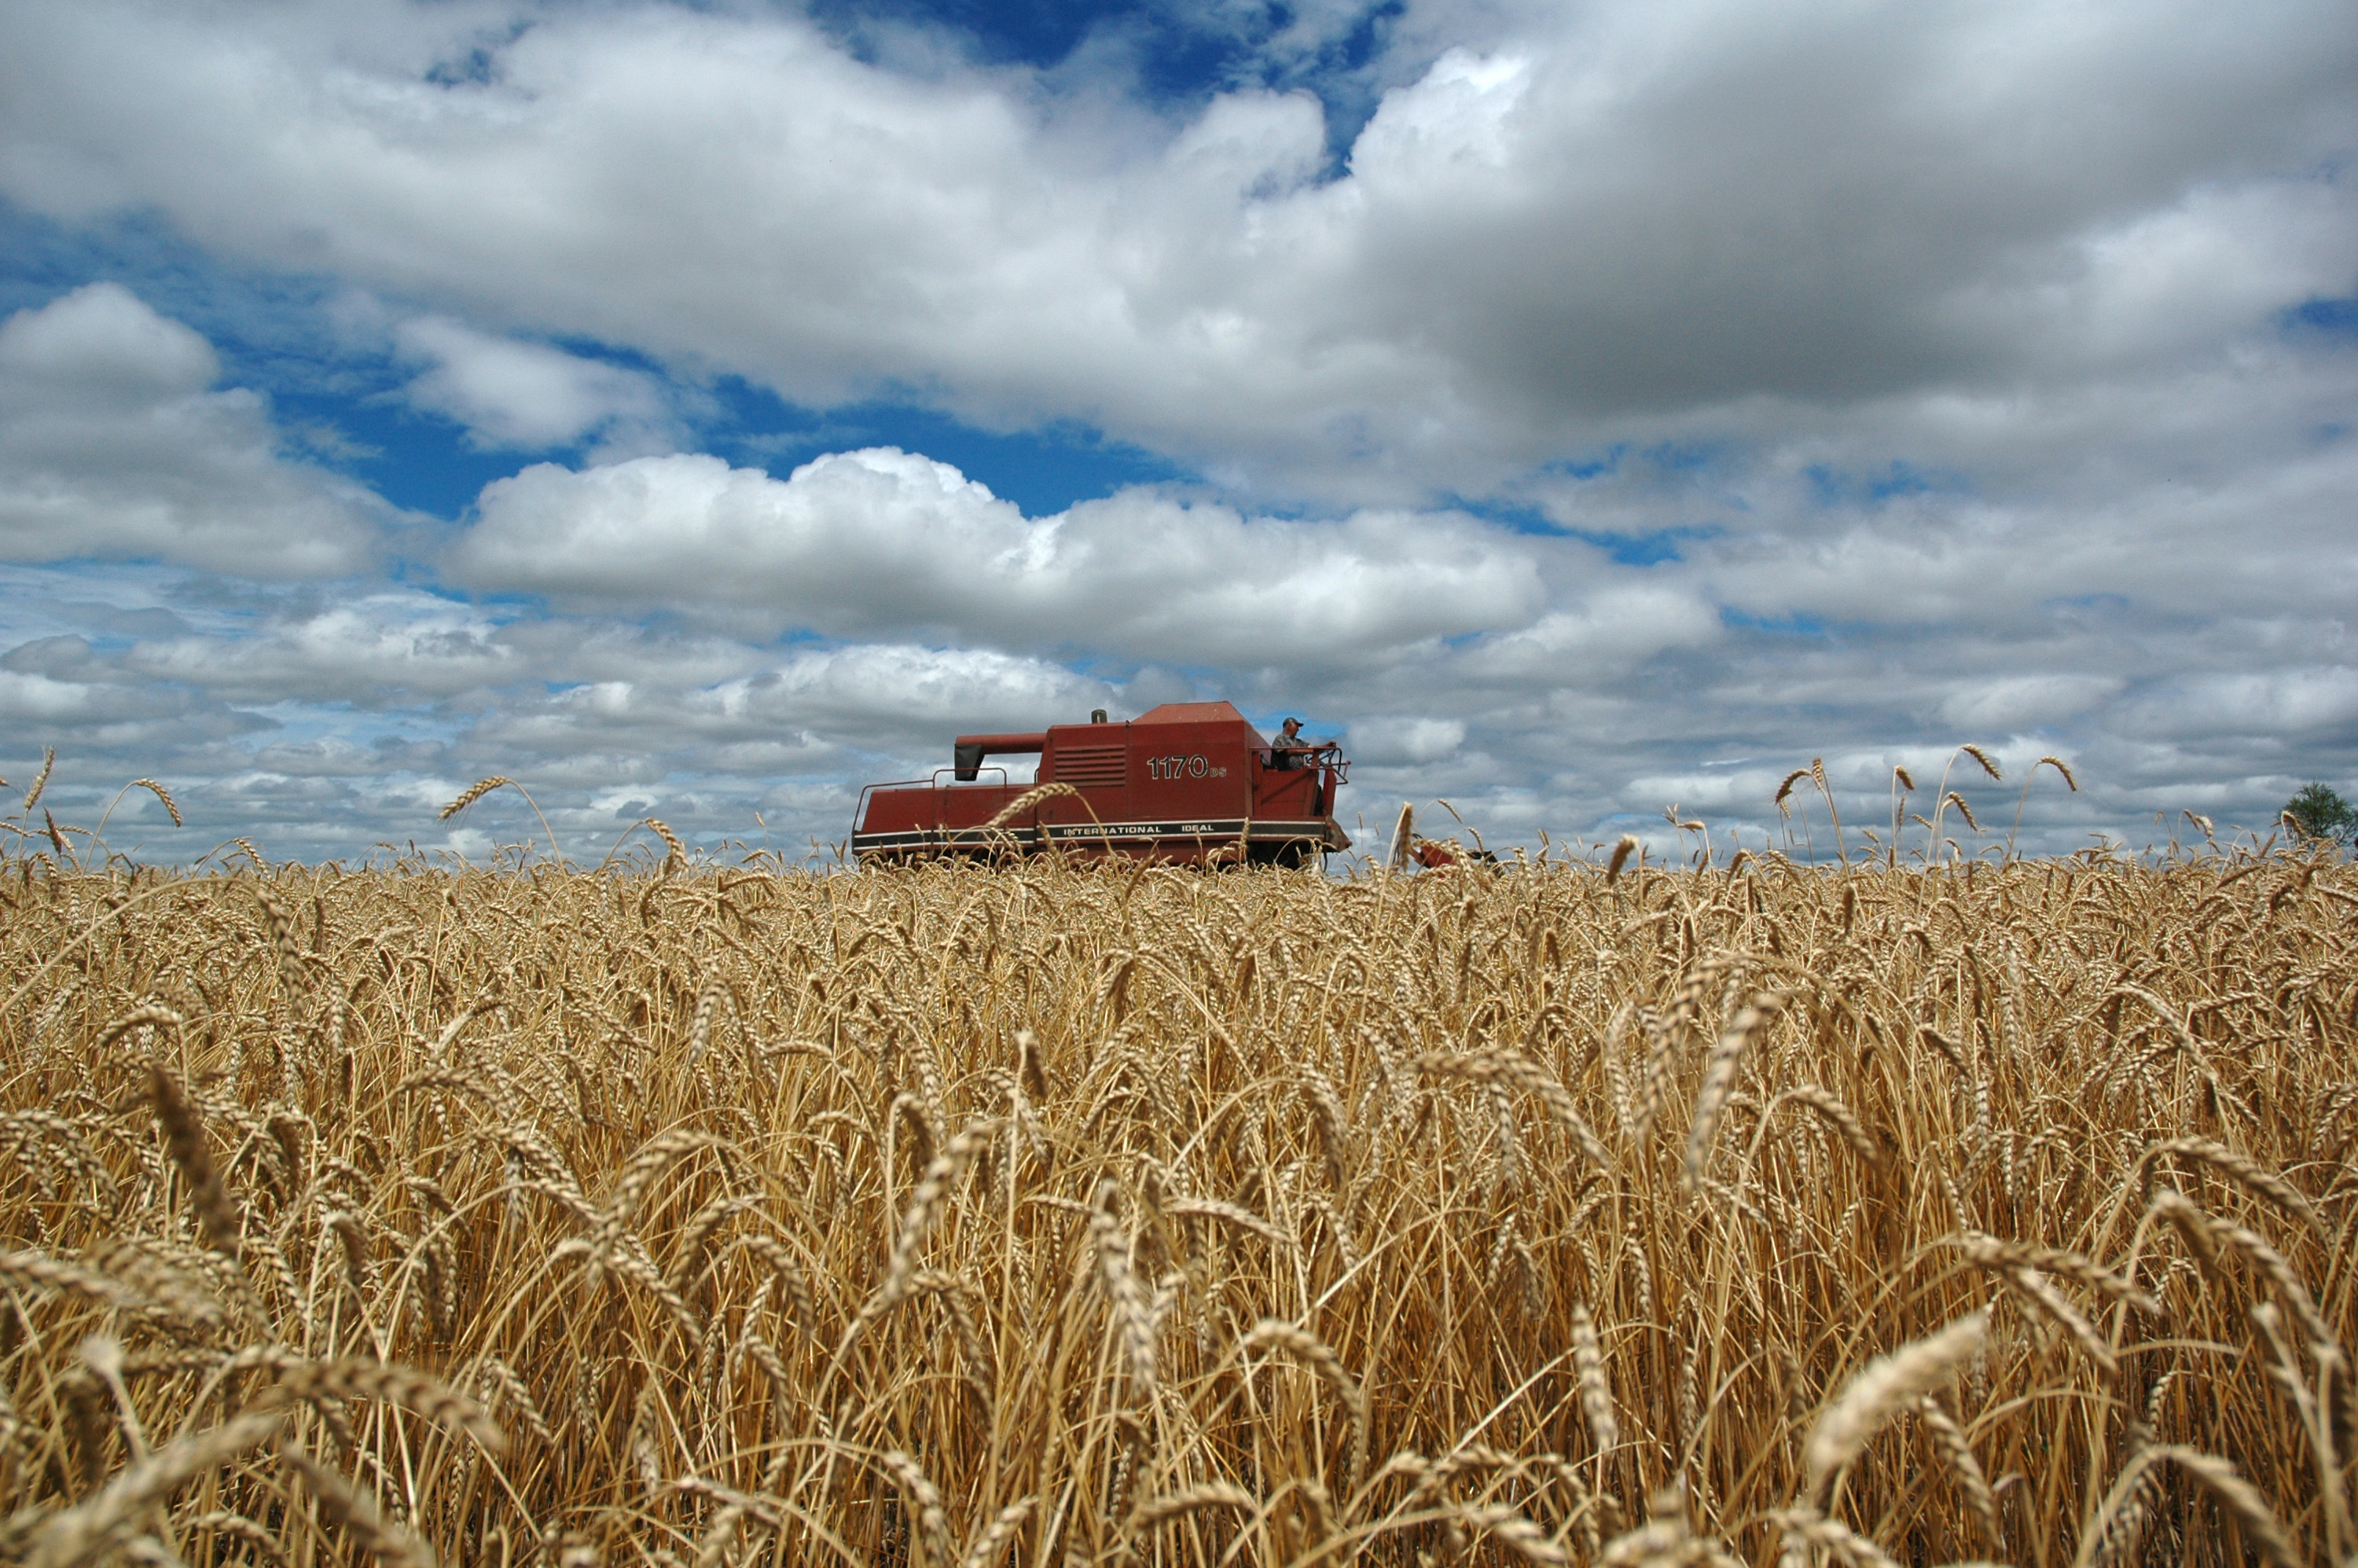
[1, 0, 2354, 868]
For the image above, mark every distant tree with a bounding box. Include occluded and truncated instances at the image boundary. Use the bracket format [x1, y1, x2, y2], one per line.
[2280, 782, 2357, 848]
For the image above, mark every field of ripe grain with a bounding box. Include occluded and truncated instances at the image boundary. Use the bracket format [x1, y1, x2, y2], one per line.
[2, 848, 2355, 1566]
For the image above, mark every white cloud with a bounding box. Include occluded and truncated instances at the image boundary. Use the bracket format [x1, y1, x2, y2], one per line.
[2136, 667, 2358, 738]
[0, 667, 94, 722]
[1462, 585, 1723, 679]
[395, 315, 678, 455]
[1937, 675, 2122, 731]
[473, 642, 1112, 762]
[124, 591, 519, 703]
[0, 284, 392, 575]
[4, 1, 2348, 498]
[1348, 715, 1466, 765]
[447, 447, 1546, 662]
[1347, 47, 1530, 182]
[0, 277, 216, 391]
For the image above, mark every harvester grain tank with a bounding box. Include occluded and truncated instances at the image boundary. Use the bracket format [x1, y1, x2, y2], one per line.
[850, 701, 1351, 867]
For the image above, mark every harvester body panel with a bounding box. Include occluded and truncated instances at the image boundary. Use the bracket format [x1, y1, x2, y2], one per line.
[851, 701, 1350, 865]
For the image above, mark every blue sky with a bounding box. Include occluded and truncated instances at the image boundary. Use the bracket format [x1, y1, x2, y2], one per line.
[1, 0, 2354, 865]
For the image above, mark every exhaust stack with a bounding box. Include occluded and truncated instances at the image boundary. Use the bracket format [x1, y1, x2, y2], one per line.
[953, 733, 1046, 781]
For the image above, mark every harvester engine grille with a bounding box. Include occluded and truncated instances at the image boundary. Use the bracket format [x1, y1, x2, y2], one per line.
[1052, 744, 1127, 788]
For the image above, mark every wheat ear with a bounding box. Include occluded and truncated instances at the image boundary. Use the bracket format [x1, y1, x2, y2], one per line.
[1095, 1181, 1159, 1401]
[1456, 1503, 1570, 1566]
[1125, 1481, 1259, 1534]
[1243, 1318, 1368, 1489]
[1917, 1394, 2000, 1546]
[129, 779, 182, 826]
[1769, 1507, 1901, 1568]
[1684, 994, 1781, 1193]
[1805, 1310, 1989, 1504]
[148, 1065, 244, 1263]
[1607, 835, 1639, 883]
[93, 1003, 185, 1055]
[279, 1443, 439, 1568]
[2139, 1136, 2319, 1235]
[1570, 1302, 1619, 1456]
[984, 783, 1079, 829]
[439, 777, 514, 818]
[268, 1357, 505, 1451]
[24, 1411, 284, 1568]
[957, 1496, 1038, 1568]
[2074, 1445, 2295, 1568]
[645, 817, 688, 869]
[881, 1449, 955, 1568]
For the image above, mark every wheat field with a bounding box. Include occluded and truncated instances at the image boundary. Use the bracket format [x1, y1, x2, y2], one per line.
[1, 814, 2355, 1565]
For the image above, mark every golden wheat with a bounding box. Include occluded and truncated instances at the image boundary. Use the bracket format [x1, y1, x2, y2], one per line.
[0, 835, 2352, 1564]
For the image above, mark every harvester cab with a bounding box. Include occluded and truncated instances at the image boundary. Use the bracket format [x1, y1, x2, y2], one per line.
[851, 701, 1351, 867]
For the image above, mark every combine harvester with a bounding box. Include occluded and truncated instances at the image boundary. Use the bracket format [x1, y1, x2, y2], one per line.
[851, 701, 1350, 867]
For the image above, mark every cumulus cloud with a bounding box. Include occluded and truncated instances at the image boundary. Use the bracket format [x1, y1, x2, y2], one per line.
[1461, 586, 1723, 681]
[3, 0, 2349, 498]
[1347, 715, 1466, 766]
[472, 642, 1112, 764]
[125, 593, 520, 704]
[395, 316, 679, 456]
[0, 283, 391, 575]
[0, 564, 1130, 858]
[2133, 667, 2358, 740]
[1937, 675, 2124, 732]
[446, 447, 1546, 662]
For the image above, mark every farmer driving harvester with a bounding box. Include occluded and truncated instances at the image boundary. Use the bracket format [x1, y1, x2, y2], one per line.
[1273, 716, 1317, 768]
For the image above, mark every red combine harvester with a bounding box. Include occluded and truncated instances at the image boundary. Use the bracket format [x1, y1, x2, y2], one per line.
[851, 701, 1351, 867]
